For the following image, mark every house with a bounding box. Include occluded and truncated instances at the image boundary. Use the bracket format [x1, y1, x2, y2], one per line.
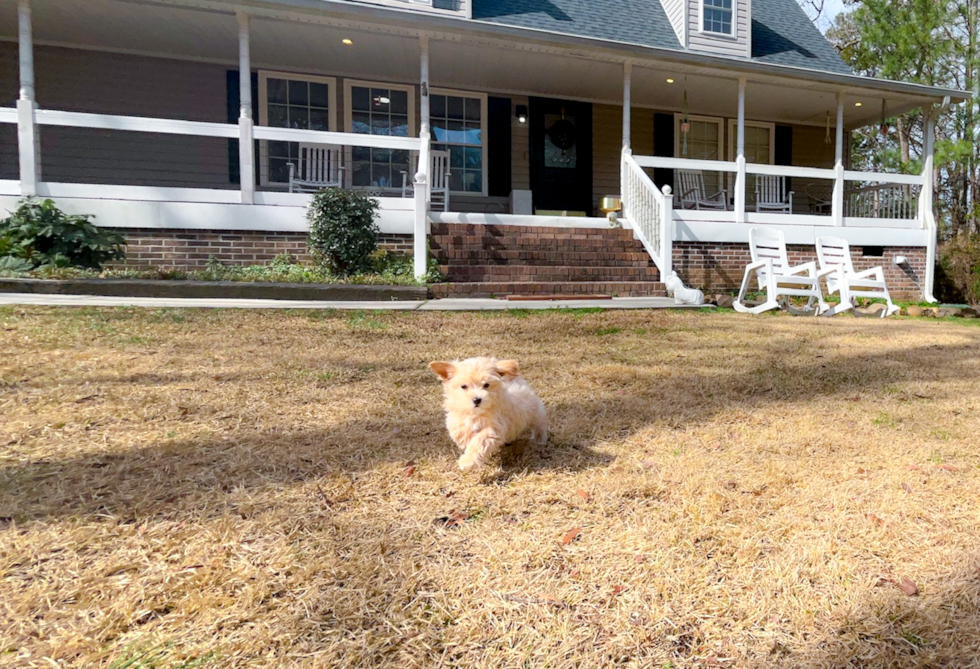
[0, 0, 969, 300]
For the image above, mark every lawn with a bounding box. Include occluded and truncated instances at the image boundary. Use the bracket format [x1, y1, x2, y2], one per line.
[1, 306, 979, 669]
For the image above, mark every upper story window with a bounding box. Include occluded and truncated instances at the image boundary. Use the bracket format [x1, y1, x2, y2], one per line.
[702, 0, 734, 35]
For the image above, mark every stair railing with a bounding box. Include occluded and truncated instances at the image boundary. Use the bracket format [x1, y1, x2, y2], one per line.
[621, 148, 672, 278]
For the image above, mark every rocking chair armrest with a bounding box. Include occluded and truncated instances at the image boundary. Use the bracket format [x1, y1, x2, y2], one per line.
[816, 265, 841, 279]
[744, 259, 771, 273]
[852, 267, 885, 281]
[706, 189, 727, 202]
[786, 261, 818, 276]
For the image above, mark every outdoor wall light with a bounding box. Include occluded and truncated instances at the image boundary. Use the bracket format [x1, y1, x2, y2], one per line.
[342, 38, 353, 45]
[516, 104, 528, 124]
[666, 78, 675, 84]
[854, 101, 863, 107]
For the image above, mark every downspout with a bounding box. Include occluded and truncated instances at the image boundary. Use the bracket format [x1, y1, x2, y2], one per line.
[923, 95, 952, 304]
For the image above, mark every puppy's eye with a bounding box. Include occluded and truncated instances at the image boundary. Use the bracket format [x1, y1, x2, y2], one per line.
[460, 385, 468, 390]
[483, 383, 490, 389]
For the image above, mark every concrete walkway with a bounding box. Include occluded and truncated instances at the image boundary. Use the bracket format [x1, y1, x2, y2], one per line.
[0, 293, 708, 311]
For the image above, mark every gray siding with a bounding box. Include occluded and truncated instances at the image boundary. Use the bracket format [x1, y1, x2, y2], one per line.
[687, 0, 751, 58]
[659, 0, 687, 45]
[0, 43, 232, 189]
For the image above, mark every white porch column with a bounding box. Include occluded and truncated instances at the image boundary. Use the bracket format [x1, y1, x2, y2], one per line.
[237, 12, 255, 205]
[414, 35, 431, 280]
[832, 92, 845, 226]
[922, 105, 938, 302]
[622, 61, 632, 152]
[734, 77, 747, 223]
[17, 0, 40, 197]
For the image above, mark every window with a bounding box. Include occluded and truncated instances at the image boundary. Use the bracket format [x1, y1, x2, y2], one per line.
[702, 0, 734, 35]
[345, 81, 416, 190]
[675, 115, 725, 196]
[727, 120, 775, 204]
[258, 72, 337, 185]
[430, 90, 487, 195]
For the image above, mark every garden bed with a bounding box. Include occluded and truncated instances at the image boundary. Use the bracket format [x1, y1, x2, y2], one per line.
[0, 277, 428, 301]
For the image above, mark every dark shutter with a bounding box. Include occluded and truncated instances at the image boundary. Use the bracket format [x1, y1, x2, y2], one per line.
[653, 112, 674, 192]
[487, 96, 512, 197]
[226, 70, 260, 184]
[775, 125, 793, 192]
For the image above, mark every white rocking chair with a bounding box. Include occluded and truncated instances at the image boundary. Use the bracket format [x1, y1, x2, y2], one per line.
[288, 144, 344, 193]
[755, 175, 794, 213]
[402, 150, 452, 212]
[734, 227, 829, 315]
[677, 169, 728, 211]
[815, 235, 900, 317]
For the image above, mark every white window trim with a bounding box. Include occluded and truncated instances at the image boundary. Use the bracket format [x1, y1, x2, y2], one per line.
[674, 114, 725, 160]
[430, 87, 489, 197]
[726, 120, 776, 164]
[699, 0, 737, 38]
[257, 71, 338, 188]
[343, 79, 417, 192]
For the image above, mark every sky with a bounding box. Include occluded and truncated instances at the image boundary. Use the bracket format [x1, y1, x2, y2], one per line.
[805, 0, 848, 33]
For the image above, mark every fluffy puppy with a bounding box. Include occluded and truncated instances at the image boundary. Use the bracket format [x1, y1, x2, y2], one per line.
[428, 357, 548, 471]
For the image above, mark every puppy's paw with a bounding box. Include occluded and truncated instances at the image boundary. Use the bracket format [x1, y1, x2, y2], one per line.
[458, 451, 481, 471]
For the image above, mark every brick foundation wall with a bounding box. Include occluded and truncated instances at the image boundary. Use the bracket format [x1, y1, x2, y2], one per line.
[673, 242, 927, 302]
[114, 229, 413, 271]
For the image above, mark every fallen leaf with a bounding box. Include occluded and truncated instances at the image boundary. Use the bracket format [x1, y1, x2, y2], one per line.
[315, 486, 335, 507]
[612, 585, 624, 596]
[435, 511, 468, 530]
[576, 488, 590, 502]
[74, 395, 98, 404]
[641, 459, 659, 471]
[937, 464, 959, 472]
[907, 464, 921, 471]
[866, 513, 885, 527]
[901, 483, 914, 493]
[847, 396, 861, 401]
[857, 468, 867, 475]
[633, 554, 646, 563]
[897, 577, 919, 596]
[404, 460, 416, 477]
[562, 527, 582, 546]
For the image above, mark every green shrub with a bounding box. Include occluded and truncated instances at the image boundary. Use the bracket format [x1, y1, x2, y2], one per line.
[937, 236, 980, 305]
[307, 188, 380, 276]
[0, 198, 125, 270]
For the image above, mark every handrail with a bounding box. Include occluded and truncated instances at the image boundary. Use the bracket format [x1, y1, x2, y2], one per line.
[25, 108, 422, 151]
[843, 170, 923, 186]
[621, 151, 670, 275]
[34, 109, 240, 138]
[624, 152, 665, 205]
[745, 163, 836, 180]
[633, 156, 738, 172]
[0, 107, 16, 124]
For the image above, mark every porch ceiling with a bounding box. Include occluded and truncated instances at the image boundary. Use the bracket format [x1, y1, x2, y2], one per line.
[0, 0, 956, 129]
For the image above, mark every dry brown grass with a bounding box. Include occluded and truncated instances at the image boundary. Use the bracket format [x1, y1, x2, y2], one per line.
[1, 305, 980, 669]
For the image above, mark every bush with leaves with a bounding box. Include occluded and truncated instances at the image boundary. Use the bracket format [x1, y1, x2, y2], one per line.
[937, 236, 980, 305]
[307, 188, 380, 276]
[0, 198, 125, 270]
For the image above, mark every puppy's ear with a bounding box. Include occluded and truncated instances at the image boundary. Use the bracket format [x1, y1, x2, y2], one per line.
[428, 361, 455, 381]
[495, 359, 520, 380]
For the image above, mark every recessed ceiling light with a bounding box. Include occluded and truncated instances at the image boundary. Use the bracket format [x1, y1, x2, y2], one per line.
[854, 102, 863, 107]
[342, 38, 353, 45]
[666, 78, 675, 84]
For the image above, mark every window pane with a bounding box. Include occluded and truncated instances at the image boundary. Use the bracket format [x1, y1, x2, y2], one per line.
[267, 79, 287, 104]
[289, 109, 308, 130]
[352, 146, 370, 162]
[352, 162, 371, 187]
[447, 96, 465, 120]
[431, 95, 446, 118]
[372, 163, 392, 188]
[465, 97, 481, 121]
[351, 112, 371, 134]
[392, 149, 410, 165]
[390, 90, 409, 115]
[449, 146, 464, 169]
[449, 170, 463, 192]
[267, 104, 288, 128]
[371, 114, 391, 135]
[372, 89, 391, 111]
[269, 158, 290, 183]
[268, 141, 290, 159]
[352, 86, 370, 112]
[463, 170, 481, 192]
[309, 109, 330, 132]
[372, 148, 391, 164]
[391, 114, 410, 137]
[465, 146, 482, 169]
[288, 80, 309, 106]
[310, 83, 330, 109]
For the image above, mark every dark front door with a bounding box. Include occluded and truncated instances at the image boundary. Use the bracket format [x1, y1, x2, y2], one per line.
[529, 97, 593, 214]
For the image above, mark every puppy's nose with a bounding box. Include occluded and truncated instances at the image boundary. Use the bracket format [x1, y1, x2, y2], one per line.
[472, 397, 482, 407]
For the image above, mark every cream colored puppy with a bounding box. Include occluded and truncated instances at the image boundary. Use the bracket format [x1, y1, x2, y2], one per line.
[428, 357, 548, 471]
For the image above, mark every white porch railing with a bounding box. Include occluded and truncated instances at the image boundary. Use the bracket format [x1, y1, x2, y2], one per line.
[620, 149, 672, 277]
[0, 106, 431, 276]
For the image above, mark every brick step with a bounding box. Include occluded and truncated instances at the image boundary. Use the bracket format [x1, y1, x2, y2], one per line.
[429, 237, 642, 254]
[443, 265, 660, 282]
[434, 249, 654, 267]
[430, 223, 638, 241]
[430, 281, 667, 298]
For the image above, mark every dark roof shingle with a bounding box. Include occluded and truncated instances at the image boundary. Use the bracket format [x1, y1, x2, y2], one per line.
[470, 0, 851, 75]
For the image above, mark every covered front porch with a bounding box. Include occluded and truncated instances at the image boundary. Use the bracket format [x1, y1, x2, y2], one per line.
[0, 0, 962, 299]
